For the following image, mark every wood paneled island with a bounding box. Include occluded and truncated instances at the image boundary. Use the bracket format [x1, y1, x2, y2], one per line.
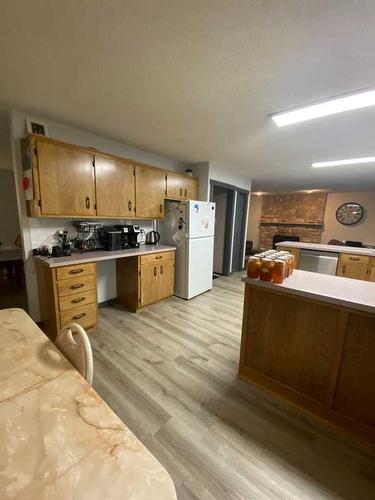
[239, 270, 375, 444]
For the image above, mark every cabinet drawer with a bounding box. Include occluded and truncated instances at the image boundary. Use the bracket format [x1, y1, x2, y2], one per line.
[57, 275, 96, 297]
[60, 303, 97, 330]
[340, 254, 369, 265]
[56, 263, 95, 281]
[59, 289, 96, 312]
[140, 251, 175, 266]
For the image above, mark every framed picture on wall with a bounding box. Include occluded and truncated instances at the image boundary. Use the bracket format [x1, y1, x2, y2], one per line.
[26, 117, 50, 137]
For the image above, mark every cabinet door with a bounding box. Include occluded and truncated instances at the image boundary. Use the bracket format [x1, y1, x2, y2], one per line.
[336, 261, 368, 280]
[95, 155, 135, 217]
[166, 173, 198, 200]
[135, 164, 166, 218]
[368, 263, 375, 282]
[140, 264, 159, 307]
[184, 176, 198, 200]
[158, 260, 174, 300]
[36, 140, 96, 216]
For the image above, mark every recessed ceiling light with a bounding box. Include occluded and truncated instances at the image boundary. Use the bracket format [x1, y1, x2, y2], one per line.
[312, 156, 375, 168]
[271, 89, 375, 127]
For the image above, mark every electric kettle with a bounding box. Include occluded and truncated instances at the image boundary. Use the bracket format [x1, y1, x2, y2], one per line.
[146, 230, 160, 245]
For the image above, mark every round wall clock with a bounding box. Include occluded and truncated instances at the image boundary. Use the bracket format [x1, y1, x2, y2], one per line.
[335, 202, 364, 225]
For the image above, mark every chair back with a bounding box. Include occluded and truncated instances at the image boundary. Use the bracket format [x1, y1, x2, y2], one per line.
[55, 323, 93, 385]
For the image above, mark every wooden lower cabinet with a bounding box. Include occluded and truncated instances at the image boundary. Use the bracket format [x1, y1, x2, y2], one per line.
[336, 254, 370, 281]
[240, 284, 375, 444]
[117, 251, 175, 311]
[36, 261, 98, 340]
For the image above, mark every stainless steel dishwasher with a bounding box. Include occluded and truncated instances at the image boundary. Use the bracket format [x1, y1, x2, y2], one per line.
[299, 249, 339, 275]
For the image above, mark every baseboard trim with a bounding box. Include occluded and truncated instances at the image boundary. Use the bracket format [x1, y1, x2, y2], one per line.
[98, 298, 118, 308]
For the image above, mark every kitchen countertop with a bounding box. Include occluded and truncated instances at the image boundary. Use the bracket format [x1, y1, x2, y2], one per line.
[35, 244, 176, 268]
[276, 241, 375, 257]
[0, 308, 177, 500]
[242, 269, 375, 314]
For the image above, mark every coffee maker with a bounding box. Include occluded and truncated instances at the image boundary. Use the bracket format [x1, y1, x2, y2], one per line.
[115, 225, 141, 249]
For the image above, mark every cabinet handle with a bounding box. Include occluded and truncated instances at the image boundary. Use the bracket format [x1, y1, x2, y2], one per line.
[184, 188, 187, 197]
[160, 265, 163, 275]
[128, 200, 132, 211]
[342, 264, 346, 274]
[85, 197, 91, 209]
[155, 255, 163, 260]
[159, 204, 163, 213]
[154, 266, 157, 276]
[69, 268, 84, 275]
[73, 313, 86, 320]
[349, 257, 360, 261]
[180, 188, 183, 196]
[70, 283, 84, 290]
[71, 297, 85, 304]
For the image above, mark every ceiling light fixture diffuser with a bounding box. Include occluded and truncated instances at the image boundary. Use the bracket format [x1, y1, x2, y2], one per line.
[272, 89, 375, 127]
[312, 156, 375, 168]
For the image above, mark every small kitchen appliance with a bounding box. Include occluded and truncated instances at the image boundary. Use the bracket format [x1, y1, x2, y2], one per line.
[100, 228, 122, 251]
[115, 225, 141, 248]
[145, 230, 160, 245]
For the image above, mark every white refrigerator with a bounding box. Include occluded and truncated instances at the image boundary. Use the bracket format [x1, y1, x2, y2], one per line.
[159, 200, 216, 299]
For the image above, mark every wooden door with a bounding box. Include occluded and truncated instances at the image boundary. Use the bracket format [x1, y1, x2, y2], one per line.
[140, 264, 159, 307]
[135, 164, 166, 218]
[336, 261, 368, 280]
[158, 260, 174, 300]
[36, 140, 96, 216]
[95, 155, 135, 217]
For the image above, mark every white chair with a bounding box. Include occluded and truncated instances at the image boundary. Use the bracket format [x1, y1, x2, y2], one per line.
[55, 323, 93, 385]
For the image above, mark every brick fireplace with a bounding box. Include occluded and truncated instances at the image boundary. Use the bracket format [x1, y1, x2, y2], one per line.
[258, 193, 327, 250]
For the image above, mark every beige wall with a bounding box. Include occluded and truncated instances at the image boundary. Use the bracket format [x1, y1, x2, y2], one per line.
[247, 195, 262, 248]
[247, 191, 375, 249]
[322, 191, 375, 246]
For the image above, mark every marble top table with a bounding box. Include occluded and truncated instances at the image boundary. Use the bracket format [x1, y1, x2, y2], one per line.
[0, 308, 177, 500]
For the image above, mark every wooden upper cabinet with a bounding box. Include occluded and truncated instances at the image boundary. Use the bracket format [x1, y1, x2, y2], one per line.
[135, 163, 166, 218]
[36, 140, 96, 216]
[166, 172, 198, 200]
[95, 155, 135, 217]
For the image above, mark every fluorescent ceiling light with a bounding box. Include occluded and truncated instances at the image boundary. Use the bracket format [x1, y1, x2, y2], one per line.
[272, 90, 375, 126]
[312, 156, 375, 168]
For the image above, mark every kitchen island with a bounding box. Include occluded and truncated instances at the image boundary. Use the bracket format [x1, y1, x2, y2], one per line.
[239, 270, 375, 444]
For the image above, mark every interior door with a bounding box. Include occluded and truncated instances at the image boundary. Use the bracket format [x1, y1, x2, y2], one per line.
[232, 191, 248, 272]
[95, 155, 135, 217]
[37, 140, 96, 216]
[158, 260, 174, 299]
[135, 164, 166, 218]
[140, 264, 159, 306]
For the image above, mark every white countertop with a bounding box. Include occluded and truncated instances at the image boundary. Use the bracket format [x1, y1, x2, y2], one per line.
[276, 241, 375, 257]
[242, 269, 375, 314]
[0, 245, 22, 262]
[35, 244, 176, 268]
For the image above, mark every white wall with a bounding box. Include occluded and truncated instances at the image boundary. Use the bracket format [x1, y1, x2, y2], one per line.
[190, 161, 210, 201]
[10, 109, 183, 320]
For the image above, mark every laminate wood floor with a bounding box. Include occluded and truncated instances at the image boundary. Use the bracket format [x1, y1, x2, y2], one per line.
[90, 274, 375, 500]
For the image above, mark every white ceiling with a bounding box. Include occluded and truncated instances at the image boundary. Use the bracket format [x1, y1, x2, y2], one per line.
[1, 0, 375, 191]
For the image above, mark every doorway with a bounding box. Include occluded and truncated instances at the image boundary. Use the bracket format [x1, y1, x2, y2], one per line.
[232, 190, 248, 272]
[0, 168, 27, 311]
[212, 185, 232, 275]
